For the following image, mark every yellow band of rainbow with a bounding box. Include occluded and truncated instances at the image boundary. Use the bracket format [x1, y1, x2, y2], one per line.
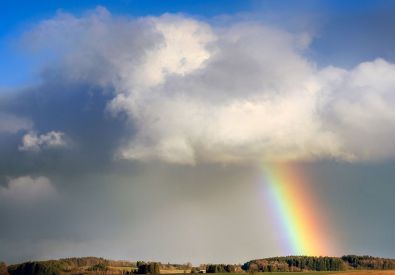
[262, 163, 333, 256]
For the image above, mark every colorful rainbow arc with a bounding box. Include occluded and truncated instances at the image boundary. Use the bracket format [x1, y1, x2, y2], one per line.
[262, 163, 332, 256]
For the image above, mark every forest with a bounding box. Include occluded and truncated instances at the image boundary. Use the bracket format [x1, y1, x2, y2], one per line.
[242, 255, 395, 272]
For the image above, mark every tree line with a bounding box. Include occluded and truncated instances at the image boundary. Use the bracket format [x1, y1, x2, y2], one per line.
[341, 255, 395, 270]
[242, 256, 347, 272]
[242, 255, 395, 272]
[206, 264, 237, 273]
[4, 255, 395, 275]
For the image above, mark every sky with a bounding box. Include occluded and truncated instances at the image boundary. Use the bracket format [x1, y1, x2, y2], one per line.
[1, 0, 395, 265]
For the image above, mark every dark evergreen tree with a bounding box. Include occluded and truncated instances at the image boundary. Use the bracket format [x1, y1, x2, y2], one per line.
[135, 262, 160, 274]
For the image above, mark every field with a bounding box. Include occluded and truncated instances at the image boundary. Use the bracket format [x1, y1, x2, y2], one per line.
[330, 272, 395, 275]
[67, 270, 395, 275]
[204, 272, 395, 275]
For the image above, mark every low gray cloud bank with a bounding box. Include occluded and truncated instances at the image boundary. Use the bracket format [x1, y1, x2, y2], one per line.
[0, 176, 57, 203]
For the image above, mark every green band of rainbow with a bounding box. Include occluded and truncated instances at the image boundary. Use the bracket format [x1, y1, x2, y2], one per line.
[262, 163, 333, 256]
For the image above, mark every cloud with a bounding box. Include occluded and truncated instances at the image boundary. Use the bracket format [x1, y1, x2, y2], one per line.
[108, 22, 342, 164]
[0, 176, 57, 203]
[0, 113, 32, 134]
[319, 59, 395, 161]
[19, 131, 67, 152]
[18, 7, 395, 164]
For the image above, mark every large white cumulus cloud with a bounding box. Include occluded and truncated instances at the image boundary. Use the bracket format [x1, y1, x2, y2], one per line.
[24, 7, 395, 164]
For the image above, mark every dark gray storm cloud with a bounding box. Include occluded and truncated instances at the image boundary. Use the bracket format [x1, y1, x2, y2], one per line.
[0, 75, 129, 176]
[1, 6, 395, 264]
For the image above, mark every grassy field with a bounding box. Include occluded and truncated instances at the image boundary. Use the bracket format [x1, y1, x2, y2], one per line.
[204, 273, 340, 275]
[331, 272, 395, 275]
[200, 272, 395, 275]
[68, 269, 395, 275]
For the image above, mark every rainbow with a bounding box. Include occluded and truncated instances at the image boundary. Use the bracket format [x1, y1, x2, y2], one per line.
[261, 163, 332, 256]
